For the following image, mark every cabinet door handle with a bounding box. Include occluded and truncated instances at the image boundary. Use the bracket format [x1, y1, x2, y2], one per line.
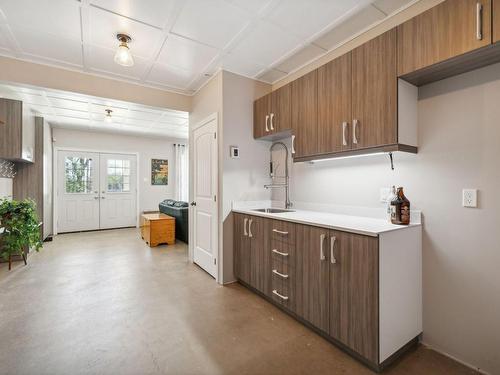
[243, 218, 248, 236]
[330, 236, 337, 264]
[270, 113, 275, 130]
[291, 135, 296, 154]
[342, 121, 348, 146]
[476, 2, 483, 40]
[320, 234, 326, 261]
[248, 219, 253, 238]
[272, 290, 289, 300]
[272, 229, 289, 235]
[352, 119, 359, 144]
[272, 249, 289, 257]
[272, 269, 289, 279]
[265, 115, 270, 132]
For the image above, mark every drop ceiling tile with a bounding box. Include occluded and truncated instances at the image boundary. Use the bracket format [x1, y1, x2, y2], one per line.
[232, 20, 300, 66]
[226, 0, 273, 15]
[90, 0, 175, 28]
[25, 104, 53, 115]
[87, 45, 148, 80]
[313, 5, 386, 50]
[20, 93, 49, 106]
[257, 69, 287, 83]
[47, 97, 89, 112]
[158, 34, 219, 72]
[265, 0, 363, 39]
[0, 0, 81, 40]
[159, 115, 189, 126]
[89, 6, 164, 59]
[90, 103, 129, 117]
[172, 0, 251, 49]
[220, 53, 265, 77]
[128, 109, 163, 122]
[373, 0, 414, 15]
[146, 62, 195, 89]
[13, 27, 83, 67]
[275, 44, 326, 73]
[54, 107, 91, 119]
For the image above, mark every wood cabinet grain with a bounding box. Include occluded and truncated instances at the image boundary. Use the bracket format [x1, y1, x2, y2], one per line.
[398, 0, 492, 76]
[318, 53, 352, 154]
[234, 213, 251, 284]
[495, 0, 500, 43]
[295, 224, 329, 333]
[270, 84, 291, 134]
[332, 232, 379, 364]
[352, 29, 397, 149]
[291, 70, 318, 158]
[253, 95, 271, 139]
[0, 98, 23, 161]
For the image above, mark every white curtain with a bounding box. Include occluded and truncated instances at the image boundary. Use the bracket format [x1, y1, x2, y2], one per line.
[174, 144, 188, 202]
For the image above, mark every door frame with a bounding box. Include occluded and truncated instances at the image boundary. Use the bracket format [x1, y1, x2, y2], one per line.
[53, 147, 140, 235]
[189, 112, 220, 283]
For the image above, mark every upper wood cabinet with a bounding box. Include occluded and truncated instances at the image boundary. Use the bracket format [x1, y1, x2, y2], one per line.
[495, 0, 500, 43]
[352, 29, 397, 150]
[253, 84, 291, 139]
[291, 70, 318, 159]
[398, 0, 492, 77]
[0, 98, 35, 163]
[318, 53, 352, 154]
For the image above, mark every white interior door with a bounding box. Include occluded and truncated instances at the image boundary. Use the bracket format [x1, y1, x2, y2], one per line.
[99, 153, 137, 229]
[193, 118, 218, 278]
[57, 151, 100, 233]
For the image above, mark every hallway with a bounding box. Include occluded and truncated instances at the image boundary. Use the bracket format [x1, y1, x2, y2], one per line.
[0, 229, 475, 374]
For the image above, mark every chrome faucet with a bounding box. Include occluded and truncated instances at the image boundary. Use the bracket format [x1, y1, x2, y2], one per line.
[264, 142, 292, 209]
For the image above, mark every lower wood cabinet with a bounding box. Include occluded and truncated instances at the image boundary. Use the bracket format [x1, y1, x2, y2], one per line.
[233, 212, 422, 371]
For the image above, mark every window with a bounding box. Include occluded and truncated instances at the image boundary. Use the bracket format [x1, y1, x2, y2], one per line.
[65, 157, 94, 193]
[107, 159, 131, 192]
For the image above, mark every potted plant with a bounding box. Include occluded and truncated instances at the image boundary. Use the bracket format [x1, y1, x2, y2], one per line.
[0, 198, 42, 270]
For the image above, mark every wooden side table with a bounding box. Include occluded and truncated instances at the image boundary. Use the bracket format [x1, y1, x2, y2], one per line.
[140, 213, 175, 247]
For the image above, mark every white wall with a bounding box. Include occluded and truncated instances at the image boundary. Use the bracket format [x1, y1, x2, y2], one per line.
[0, 177, 13, 200]
[280, 63, 500, 374]
[52, 128, 185, 213]
[221, 71, 272, 282]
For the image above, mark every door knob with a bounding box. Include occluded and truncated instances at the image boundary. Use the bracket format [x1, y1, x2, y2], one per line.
[190, 201, 197, 206]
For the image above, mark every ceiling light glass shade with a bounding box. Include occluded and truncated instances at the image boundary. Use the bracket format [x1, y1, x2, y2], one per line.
[114, 42, 134, 67]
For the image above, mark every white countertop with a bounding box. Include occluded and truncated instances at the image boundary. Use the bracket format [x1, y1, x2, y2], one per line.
[232, 203, 421, 237]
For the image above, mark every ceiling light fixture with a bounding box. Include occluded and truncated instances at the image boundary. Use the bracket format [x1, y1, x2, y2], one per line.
[114, 33, 134, 67]
[104, 109, 113, 123]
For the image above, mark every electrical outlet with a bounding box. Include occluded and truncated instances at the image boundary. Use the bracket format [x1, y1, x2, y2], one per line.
[462, 189, 478, 208]
[380, 187, 391, 203]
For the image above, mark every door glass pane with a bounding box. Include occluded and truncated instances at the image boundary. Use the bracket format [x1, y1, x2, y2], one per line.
[65, 157, 94, 193]
[107, 159, 131, 192]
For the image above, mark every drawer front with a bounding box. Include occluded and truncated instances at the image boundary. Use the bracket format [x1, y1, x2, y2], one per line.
[270, 219, 296, 244]
[271, 239, 295, 311]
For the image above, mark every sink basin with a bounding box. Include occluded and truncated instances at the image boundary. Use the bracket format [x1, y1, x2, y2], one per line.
[252, 208, 295, 214]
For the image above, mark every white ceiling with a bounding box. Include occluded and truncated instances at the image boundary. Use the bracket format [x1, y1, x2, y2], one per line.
[0, 0, 414, 95]
[0, 83, 189, 138]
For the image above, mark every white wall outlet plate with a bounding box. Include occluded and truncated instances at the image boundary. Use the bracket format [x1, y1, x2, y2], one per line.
[380, 187, 391, 203]
[462, 189, 478, 208]
[230, 146, 239, 158]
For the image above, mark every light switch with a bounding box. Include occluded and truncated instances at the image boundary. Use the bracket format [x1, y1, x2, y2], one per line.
[462, 189, 478, 208]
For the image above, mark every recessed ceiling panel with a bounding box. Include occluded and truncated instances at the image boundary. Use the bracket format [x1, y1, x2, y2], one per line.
[232, 21, 300, 66]
[275, 43, 326, 73]
[12, 27, 83, 67]
[313, 5, 386, 50]
[172, 0, 251, 49]
[90, 0, 175, 28]
[158, 34, 219, 72]
[0, 0, 81, 40]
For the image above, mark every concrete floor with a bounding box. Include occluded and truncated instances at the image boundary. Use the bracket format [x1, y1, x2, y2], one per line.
[0, 228, 477, 375]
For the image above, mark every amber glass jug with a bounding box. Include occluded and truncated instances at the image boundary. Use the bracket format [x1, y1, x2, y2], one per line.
[390, 187, 410, 225]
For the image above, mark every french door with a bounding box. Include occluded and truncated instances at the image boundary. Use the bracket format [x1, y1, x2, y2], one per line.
[57, 150, 137, 233]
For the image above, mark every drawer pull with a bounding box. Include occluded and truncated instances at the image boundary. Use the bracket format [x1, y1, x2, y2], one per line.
[272, 269, 289, 279]
[476, 2, 483, 41]
[272, 249, 289, 257]
[272, 229, 289, 235]
[272, 290, 289, 300]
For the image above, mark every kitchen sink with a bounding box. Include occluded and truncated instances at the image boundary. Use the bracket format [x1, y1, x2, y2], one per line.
[252, 208, 295, 214]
